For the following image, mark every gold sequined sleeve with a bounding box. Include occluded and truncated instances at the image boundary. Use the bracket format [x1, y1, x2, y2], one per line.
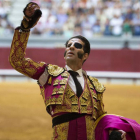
[9, 28, 46, 79]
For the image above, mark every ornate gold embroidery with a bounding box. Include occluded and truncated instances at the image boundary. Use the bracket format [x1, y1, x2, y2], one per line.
[80, 106, 87, 113]
[59, 78, 67, 85]
[47, 64, 64, 77]
[97, 93, 102, 101]
[45, 96, 63, 107]
[48, 78, 103, 119]
[89, 83, 94, 90]
[78, 83, 93, 114]
[52, 84, 79, 114]
[85, 115, 95, 140]
[87, 78, 103, 120]
[96, 96, 106, 118]
[9, 30, 46, 77]
[52, 87, 59, 95]
[90, 90, 97, 100]
[51, 77, 105, 120]
[80, 98, 87, 106]
[53, 79, 60, 86]
[65, 85, 78, 104]
[91, 107, 97, 120]
[61, 71, 70, 78]
[71, 97, 78, 105]
[88, 76, 105, 93]
[67, 90, 75, 99]
[82, 88, 89, 100]
[71, 105, 79, 112]
[93, 101, 98, 110]
[52, 122, 69, 140]
[82, 96, 88, 101]
[54, 105, 71, 114]
[57, 86, 65, 94]
[52, 86, 65, 95]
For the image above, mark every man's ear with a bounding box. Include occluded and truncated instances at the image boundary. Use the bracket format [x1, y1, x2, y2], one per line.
[83, 53, 89, 61]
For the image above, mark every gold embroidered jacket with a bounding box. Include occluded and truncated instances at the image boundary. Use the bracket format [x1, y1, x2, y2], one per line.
[9, 29, 106, 121]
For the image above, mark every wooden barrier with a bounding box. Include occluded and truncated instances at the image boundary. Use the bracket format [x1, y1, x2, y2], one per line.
[0, 48, 140, 72]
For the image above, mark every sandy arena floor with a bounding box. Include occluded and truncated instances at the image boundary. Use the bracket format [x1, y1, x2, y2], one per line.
[0, 82, 140, 140]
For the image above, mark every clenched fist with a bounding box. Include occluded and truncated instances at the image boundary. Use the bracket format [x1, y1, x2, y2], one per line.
[21, 2, 42, 31]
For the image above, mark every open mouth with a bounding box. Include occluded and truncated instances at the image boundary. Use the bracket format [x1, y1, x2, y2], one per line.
[67, 52, 74, 55]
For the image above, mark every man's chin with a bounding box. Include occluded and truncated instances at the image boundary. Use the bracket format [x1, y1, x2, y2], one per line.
[65, 57, 75, 63]
[66, 55, 75, 59]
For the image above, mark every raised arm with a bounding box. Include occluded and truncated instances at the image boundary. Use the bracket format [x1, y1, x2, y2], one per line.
[9, 2, 46, 79]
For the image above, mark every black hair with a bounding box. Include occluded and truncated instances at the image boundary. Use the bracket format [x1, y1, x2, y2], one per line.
[109, 130, 122, 140]
[65, 35, 90, 55]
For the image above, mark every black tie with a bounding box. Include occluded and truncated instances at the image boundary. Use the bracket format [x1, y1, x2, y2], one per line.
[68, 70, 83, 98]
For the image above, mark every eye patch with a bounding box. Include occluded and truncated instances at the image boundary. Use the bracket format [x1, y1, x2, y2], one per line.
[67, 42, 83, 49]
[74, 43, 83, 49]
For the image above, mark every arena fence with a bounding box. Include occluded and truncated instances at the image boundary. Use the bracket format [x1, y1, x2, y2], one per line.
[0, 69, 140, 85]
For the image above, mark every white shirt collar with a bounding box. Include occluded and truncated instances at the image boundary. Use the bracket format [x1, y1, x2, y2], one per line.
[65, 65, 86, 77]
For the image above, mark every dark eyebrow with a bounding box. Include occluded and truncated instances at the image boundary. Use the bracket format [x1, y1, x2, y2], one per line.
[67, 43, 72, 47]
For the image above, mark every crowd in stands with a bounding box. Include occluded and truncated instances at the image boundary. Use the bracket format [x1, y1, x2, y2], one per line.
[0, 0, 140, 38]
[0, 0, 14, 36]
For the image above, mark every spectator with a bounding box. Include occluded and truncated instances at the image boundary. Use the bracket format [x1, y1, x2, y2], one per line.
[51, 19, 63, 35]
[132, 13, 140, 36]
[103, 18, 112, 36]
[110, 14, 123, 36]
[2, 0, 140, 37]
[92, 19, 102, 36]
[0, 0, 14, 35]
[122, 18, 132, 36]
[122, 8, 134, 21]
[81, 16, 93, 38]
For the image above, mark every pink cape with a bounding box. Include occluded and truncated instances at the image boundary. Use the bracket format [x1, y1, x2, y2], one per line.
[95, 114, 140, 140]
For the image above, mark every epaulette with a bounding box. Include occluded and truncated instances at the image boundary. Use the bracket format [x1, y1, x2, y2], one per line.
[88, 76, 105, 93]
[47, 64, 65, 77]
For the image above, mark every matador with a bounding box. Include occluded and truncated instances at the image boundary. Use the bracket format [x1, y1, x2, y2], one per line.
[9, 2, 106, 140]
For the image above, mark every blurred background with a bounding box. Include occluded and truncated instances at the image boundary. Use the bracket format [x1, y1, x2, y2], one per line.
[0, 0, 140, 140]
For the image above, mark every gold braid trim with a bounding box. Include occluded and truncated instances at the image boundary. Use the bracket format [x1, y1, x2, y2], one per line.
[94, 114, 107, 130]
[9, 29, 45, 78]
[45, 95, 63, 107]
[87, 77, 106, 120]
[88, 76, 105, 93]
